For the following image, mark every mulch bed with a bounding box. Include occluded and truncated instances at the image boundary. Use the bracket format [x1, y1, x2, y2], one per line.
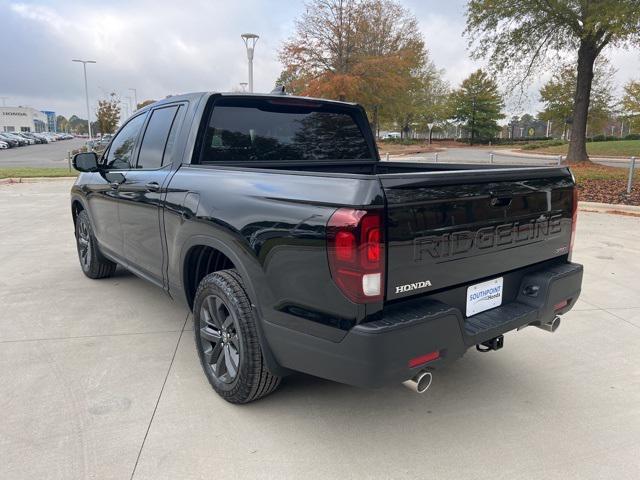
[569, 162, 639, 206]
[577, 179, 640, 205]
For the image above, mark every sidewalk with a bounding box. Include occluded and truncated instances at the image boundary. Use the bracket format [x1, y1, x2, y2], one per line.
[501, 148, 632, 163]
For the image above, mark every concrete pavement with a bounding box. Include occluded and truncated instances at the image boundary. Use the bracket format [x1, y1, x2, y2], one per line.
[1, 179, 639, 480]
[0, 139, 85, 168]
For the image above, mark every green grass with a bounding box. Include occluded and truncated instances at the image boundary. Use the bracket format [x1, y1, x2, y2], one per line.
[533, 139, 640, 157]
[0, 167, 78, 179]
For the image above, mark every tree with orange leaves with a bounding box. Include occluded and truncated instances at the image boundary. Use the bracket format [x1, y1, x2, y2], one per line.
[278, 0, 439, 135]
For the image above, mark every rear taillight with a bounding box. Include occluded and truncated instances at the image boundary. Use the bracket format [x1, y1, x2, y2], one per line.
[569, 188, 578, 260]
[327, 208, 385, 303]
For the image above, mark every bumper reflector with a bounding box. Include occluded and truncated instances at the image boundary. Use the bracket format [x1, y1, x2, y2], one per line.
[408, 350, 440, 368]
[554, 299, 569, 311]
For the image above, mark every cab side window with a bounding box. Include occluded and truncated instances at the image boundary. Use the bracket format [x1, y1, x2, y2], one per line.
[104, 114, 147, 169]
[136, 105, 181, 169]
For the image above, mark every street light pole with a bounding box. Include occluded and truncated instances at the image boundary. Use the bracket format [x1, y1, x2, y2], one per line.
[129, 88, 138, 111]
[72, 59, 96, 141]
[241, 33, 259, 93]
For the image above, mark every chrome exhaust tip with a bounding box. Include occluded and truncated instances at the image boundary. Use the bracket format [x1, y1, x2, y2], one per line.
[536, 316, 561, 333]
[402, 371, 433, 394]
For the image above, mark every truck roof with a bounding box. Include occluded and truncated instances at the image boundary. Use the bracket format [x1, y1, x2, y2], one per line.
[137, 91, 359, 114]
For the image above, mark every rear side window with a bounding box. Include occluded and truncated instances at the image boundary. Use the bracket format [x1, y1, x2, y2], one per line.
[199, 97, 372, 163]
[136, 105, 181, 169]
[105, 113, 147, 169]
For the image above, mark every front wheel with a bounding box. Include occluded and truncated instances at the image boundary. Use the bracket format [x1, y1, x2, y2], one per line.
[75, 210, 117, 279]
[194, 269, 281, 403]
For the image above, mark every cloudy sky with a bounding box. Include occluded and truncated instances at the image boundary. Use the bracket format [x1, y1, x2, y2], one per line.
[1, 0, 639, 119]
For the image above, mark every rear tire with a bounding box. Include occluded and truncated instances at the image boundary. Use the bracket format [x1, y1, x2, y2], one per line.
[194, 269, 281, 403]
[75, 210, 117, 279]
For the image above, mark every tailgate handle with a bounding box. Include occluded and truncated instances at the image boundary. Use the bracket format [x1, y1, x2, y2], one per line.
[490, 192, 512, 208]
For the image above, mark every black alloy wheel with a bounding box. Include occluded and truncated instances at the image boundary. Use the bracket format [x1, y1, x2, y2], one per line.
[199, 294, 242, 383]
[193, 269, 281, 403]
[74, 210, 117, 279]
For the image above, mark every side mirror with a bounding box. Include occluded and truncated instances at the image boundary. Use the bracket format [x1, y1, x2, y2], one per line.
[73, 152, 99, 172]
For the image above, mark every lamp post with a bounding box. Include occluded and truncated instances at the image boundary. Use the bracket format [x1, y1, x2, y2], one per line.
[125, 96, 133, 117]
[129, 88, 138, 111]
[241, 33, 259, 93]
[72, 59, 96, 141]
[120, 101, 129, 121]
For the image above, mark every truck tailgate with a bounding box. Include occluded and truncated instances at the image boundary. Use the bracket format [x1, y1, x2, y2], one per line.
[380, 167, 575, 302]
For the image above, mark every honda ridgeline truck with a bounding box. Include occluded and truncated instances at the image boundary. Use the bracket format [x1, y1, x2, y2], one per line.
[70, 92, 583, 403]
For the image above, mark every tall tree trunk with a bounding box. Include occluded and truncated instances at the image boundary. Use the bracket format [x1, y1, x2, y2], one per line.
[567, 40, 597, 163]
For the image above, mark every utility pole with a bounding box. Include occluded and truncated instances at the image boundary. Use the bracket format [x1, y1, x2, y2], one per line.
[241, 33, 259, 93]
[129, 88, 138, 111]
[72, 59, 96, 141]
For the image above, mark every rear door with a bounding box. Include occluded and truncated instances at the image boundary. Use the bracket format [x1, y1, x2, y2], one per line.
[118, 104, 183, 284]
[380, 168, 575, 302]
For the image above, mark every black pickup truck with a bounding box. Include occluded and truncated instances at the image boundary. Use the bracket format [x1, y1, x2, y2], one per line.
[71, 92, 583, 403]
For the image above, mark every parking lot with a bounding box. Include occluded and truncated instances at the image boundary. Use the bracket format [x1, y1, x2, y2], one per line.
[0, 138, 85, 168]
[1, 179, 639, 480]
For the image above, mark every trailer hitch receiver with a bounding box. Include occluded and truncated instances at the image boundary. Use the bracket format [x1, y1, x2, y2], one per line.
[476, 335, 504, 352]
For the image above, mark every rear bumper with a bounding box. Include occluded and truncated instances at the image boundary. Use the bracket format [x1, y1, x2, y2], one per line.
[264, 262, 583, 388]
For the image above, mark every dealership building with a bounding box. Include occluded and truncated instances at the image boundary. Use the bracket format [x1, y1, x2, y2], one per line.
[0, 107, 51, 133]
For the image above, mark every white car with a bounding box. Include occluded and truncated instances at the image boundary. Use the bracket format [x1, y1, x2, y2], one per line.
[381, 132, 401, 140]
[33, 133, 51, 143]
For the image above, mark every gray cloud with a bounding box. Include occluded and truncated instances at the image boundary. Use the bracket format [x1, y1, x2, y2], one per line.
[1, 0, 638, 119]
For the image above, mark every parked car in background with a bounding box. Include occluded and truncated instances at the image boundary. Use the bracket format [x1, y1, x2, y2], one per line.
[21, 133, 45, 144]
[0, 140, 8, 149]
[0, 133, 26, 147]
[381, 132, 401, 139]
[33, 133, 52, 143]
[45, 133, 58, 142]
[12, 133, 36, 145]
[0, 134, 18, 147]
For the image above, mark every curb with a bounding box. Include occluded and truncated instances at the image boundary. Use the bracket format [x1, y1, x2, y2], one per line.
[579, 201, 640, 216]
[0, 176, 76, 185]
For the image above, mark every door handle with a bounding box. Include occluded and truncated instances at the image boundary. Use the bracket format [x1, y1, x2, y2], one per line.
[110, 182, 121, 189]
[145, 182, 160, 192]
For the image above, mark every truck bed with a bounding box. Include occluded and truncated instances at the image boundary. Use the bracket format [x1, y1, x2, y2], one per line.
[196, 159, 568, 178]
[191, 159, 575, 303]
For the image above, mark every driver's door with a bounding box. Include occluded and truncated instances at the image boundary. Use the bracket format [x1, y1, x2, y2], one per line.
[85, 113, 147, 260]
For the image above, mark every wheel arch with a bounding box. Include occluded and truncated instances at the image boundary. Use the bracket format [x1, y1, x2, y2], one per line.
[71, 197, 86, 226]
[180, 235, 288, 377]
